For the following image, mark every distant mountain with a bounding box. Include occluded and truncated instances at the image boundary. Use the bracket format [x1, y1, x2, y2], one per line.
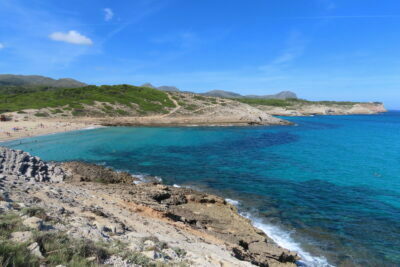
[202, 90, 297, 99]
[0, 74, 87, 88]
[245, 91, 297, 99]
[141, 83, 180, 92]
[202, 90, 242, 98]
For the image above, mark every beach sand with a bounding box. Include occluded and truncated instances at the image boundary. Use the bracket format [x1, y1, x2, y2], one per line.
[0, 119, 101, 142]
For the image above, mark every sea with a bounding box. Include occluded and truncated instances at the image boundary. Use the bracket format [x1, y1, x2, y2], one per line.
[4, 111, 400, 266]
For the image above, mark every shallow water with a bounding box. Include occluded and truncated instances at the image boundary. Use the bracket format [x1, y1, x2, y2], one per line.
[5, 111, 400, 266]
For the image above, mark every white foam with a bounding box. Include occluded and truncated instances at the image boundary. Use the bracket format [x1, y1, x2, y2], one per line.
[225, 198, 240, 206]
[173, 184, 181, 188]
[81, 126, 104, 130]
[241, 212, 333, 267]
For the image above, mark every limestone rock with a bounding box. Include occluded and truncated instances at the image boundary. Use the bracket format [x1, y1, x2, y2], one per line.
[142, 250, 163, 260]
[27, 242, 44, 259]
[0, 147, 66, 182]
[23, 216, 43, 230]
[0, 201, 12, 212]
[143, 239, 156, 250]
[10, 231, 33, 243]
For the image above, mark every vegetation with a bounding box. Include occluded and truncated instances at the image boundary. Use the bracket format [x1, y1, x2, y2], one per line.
[193, 95, 207, 101]
[236, 98, 292, 107]
[0, 84, 175, 115]
[0, 85, 60, 95]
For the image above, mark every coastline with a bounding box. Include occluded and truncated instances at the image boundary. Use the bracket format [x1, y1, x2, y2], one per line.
[0, 147, 300, 266]
[0, 105, 387, 143]
[0, 119, 102, 143]
[0, 111, 390, 266]
[0, 129, 332, 266]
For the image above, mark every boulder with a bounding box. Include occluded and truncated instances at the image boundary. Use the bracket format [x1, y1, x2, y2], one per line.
[142, 250, 163, 260]
[10, 231, 33, 243]
[23, 216, 43, 230]
[27, 242, 44, 259]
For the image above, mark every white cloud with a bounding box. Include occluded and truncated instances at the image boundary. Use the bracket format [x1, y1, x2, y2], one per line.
[104, 8, 114, 21]
[49, 30, 93, 45]
[0, 43, 4, 49]
[259, 31, 306, 73]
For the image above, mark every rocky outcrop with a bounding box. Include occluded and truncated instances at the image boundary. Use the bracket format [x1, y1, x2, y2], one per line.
[0, 147, 65, 182]
[257, 102, 387, 116]
[63, 161, 138, 184]
[62, 162, 300, 266]
[0, 149, 299, 266]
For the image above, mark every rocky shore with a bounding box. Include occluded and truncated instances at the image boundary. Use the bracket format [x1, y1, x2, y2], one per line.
[0, 147, 299, 266]
[256, 102, 386, 116]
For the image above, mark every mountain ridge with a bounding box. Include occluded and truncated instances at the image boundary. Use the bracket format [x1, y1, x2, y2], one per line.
[0, 74, 87, 88]
[202, 89, 298, 99]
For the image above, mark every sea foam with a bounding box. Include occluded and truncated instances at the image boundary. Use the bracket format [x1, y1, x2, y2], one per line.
[241, 212, 333, 267]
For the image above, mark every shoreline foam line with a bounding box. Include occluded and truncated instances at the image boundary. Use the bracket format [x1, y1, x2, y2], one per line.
[224, 197, 332, 267]
[242, 212, 333, 267]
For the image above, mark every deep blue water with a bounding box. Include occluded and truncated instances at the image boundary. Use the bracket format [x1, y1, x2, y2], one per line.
[4, 111, 400, 266]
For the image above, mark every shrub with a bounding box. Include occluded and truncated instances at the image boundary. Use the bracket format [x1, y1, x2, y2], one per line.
[34, 112, 49, 117]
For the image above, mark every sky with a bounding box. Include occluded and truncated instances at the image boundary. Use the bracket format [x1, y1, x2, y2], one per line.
[0, 0, 399, 109]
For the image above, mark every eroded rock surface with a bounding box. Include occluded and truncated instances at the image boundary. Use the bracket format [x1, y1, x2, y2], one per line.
[0, 147, 299, 266]
[62, 162, 299, 266]
[0, 147, 65, 182]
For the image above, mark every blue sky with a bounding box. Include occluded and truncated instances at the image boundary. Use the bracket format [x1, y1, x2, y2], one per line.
[0, 0, 399, 109]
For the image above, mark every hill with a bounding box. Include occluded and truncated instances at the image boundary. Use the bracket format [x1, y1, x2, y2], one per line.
[202, 89, 298, 99]
[0, 84, 175, 115]
[236, 98, 386, 116]
[0, 74, 86, 88]
[202, 90, 242, 98]
[0, 84, 288, 126]
[141, 83, 180, 92]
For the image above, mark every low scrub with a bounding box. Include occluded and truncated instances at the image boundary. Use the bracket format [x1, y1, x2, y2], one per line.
[0, 84, 175, 115]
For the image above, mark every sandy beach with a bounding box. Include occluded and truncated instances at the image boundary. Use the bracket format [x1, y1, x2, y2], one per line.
[0, 119, 101, 142]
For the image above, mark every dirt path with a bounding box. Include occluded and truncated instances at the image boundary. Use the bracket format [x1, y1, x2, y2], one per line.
[159, 93, 181, 118]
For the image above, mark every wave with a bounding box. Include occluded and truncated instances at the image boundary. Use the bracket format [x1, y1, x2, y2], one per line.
[223, 197, 331, 267]
[81, 126, 105, 131]
[241, 212, 333, 267]
[225, 198, 240, 206]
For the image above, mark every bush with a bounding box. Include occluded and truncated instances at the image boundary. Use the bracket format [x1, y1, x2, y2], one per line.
[0, 242, 40, 267]
[0, 84, 175, 115]
[34, 112, 49, 117]
[35, 232, 110, 266]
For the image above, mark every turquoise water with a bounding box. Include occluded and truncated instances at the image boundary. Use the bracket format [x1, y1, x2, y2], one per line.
[4, 111, 400, 266]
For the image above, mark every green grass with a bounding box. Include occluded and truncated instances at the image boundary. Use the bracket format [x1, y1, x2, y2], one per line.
[51, 108, 63, 114]
[0, 210, 188, 267]
[0, 242, 40, 267]
[0, 212, 40, 266]
[34, 112, 49, 117]
[0, 84, 175, 115]
[35, 232, 110, 266]
[193, 95, 207, 101]
[236, 98, 292, 107]
[0, 213, 29, 239]
[184, 104, 198, 111]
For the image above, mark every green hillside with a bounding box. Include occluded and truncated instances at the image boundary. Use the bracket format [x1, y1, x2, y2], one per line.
[0, 84, 175, 115]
